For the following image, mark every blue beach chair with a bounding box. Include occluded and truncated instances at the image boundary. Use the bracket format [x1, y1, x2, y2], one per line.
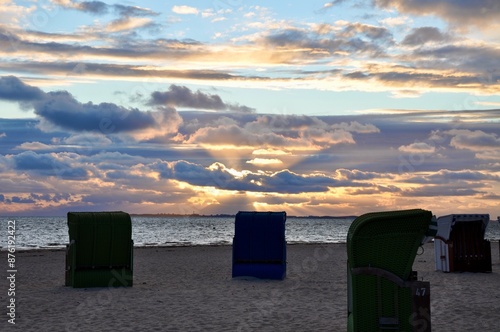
[232, 211, 287, 280]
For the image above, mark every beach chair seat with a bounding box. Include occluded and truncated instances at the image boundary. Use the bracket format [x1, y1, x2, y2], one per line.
[347, 209, 433, 332]
[65, 211, 133, 288]
[232, 211, 286, 280]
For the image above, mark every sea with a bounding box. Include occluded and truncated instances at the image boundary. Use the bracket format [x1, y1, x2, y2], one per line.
[1, 216, 500, 251]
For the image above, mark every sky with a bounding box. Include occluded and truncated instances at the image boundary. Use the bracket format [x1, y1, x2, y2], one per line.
[0, 0, 499, 218]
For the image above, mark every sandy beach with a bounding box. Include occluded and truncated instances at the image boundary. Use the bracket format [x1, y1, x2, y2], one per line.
[1, 242, 499, 331]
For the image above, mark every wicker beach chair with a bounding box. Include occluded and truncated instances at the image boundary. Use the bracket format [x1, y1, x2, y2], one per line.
[434, 214, 491, 272]
[65, 211, 133, 288]
[347, 209, 433, 331]
[232, 211, 287, 280]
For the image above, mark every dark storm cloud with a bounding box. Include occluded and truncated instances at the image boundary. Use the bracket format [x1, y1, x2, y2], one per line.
[34, 91, 156, 132]
[0, 76, 45, 102]
[149, 85, 255, 113]
[0, 76, 181, 135]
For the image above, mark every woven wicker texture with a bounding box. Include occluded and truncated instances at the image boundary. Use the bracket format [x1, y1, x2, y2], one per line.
[347, 209, 432, 332]
[66, 211, 133, 287]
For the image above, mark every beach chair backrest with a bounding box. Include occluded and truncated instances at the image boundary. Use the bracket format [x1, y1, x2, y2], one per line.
[233, 211, 286, 263]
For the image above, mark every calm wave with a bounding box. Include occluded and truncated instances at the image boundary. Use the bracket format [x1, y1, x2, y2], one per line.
[1, 216, 499, 250]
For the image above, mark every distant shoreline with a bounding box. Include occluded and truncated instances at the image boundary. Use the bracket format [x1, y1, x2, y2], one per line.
[1, 214, 358, 218]
[130, 213, 358, 219]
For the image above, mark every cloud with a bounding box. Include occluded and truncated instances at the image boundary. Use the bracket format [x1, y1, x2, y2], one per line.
[16, 142, 52, 150]
[374, 0, 500, 29]
[75, 1, 109, 14]
[412, 45, 500, 78]
[184, 114, 367, 149]
[0, 109, 498, 217]
[429, 169, 500, 182]
[0, 75, 46, 102]
[154, 160, 341, 194]
[398, 142, 436, 153]
[172, 5, 199, 15]
[0, 61, 237, 82]
[10, 196, 36, 204]
[446, 129, 500, 151]
[106, 17, 154, 33]
[0, 0, 36, 27]
[246, 158, 283, 166]
[330, 121, 380, 133]
[316, 1, 347, 14]
[0, 76, 182, 140]
[2, 16, 499, 98]
[401, 27, 451, 46]
[149, 85, 255, 113]
[51, 1, 159, 35]
[262, 23, 394, 58]
[341, 58, 500, 95]
[63, 133, 112, 146]
[34, 91, 152, 132]
[11, 151, 89, 180]
[475, 150, 500, 161]
[406, 169, 500, 184]
[339, 22, 394, 43]
[0, 192, 74, 205]
[401, 185, 484, 197]
[186, 123, 283, 147]
[323, 0, 346, 8]
[113, 4, 159, 17]
[252, 149, 291, 156]
[335, 169, 388, 181]
[53, 1, 158, 17]
[380, 16, 410, 27]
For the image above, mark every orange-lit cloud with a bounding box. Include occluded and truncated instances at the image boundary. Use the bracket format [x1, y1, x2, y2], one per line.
[1, 2, 499, 218]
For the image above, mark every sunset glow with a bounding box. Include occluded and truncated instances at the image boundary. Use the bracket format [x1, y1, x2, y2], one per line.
[0, 1, 499, 217]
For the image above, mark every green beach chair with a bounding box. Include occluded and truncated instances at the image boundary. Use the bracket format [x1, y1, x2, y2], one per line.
[347, 209, 433, 331]
[65, 211, 133, 288]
